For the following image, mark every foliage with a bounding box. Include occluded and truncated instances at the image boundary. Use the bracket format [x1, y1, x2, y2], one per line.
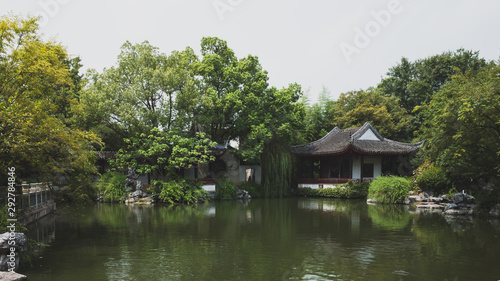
[296, 181, 369, 199]
[419, 61, 500, 187]
[261, 140, 293, 198]
[473, 188, 500, 216]
[0, 205, 24, 234]
[378, 49, 487, 113]
[416, 163, 450, 194]
[194, 37, 271, 145]
[239, 181, 263, 198]
[0, 15, 102, 186]
[239, 84, 306, 162]
[215, 178, 237, 200]
[153, 178, 207, 205]
[97, 171, 127, 202]
[78, 41, 198, 150]
[368, 176, 413, 204]
[333, 89, 412, 141]
[302, 86, 336, 142]
[112, 128, 215, 180]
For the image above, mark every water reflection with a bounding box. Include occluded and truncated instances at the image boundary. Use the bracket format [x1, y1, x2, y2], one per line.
[22, 199, 500, 281]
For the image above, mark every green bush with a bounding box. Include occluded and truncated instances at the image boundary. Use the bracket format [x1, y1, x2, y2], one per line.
[97, 171, 127, 202]
[368, 176, 413, 204]
[153, 178, 207, 205]
[296, 181, 369, 199]
[346, 180, 370, 198]
[215, 178, 237, 200]
[416, 163, 450, 194]
[239, 181, 263, 198]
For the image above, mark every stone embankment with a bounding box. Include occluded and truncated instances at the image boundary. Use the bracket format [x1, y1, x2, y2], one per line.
[0, 232, 28, 280]
[408, 192, 476, 215]
[0, 272, 27, 281]
[124, 189, 153, 205]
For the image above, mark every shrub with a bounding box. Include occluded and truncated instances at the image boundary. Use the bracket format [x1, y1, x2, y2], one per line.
[346, 180, 370, 198]
[239, 181, 263, 198]
[153, 178, 207, 205]
[296, 181, 369, 199]
[97, 171, 127, 202]
[151, 178, 207, 205]
[215, 178, 237, 200]
[416, 163, 450, 195]
[368, 176, 413, 204]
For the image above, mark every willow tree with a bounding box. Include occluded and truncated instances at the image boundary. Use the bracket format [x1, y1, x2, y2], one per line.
[240, 84, 305, 197]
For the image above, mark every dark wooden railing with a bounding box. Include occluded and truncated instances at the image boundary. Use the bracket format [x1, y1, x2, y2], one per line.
[196, 178, 218, 185]
[296, 178, 351, 184]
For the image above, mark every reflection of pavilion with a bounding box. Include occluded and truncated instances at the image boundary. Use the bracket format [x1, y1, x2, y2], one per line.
[291, 123, 423, 189]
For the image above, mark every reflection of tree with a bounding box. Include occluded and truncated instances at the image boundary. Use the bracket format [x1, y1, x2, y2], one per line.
[367, 204, 411, 231]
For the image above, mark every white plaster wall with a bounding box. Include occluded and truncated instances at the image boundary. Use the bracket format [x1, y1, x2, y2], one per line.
[298, 184, 347, 189]
[352, 157, 361, 179]
[358, 129, 380, 141]
[202, 185, 216, 192]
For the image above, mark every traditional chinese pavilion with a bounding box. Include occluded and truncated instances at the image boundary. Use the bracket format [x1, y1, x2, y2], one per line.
[291, 122, 423, 188]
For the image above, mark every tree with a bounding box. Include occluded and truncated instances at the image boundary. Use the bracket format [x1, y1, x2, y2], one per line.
[378, 49, 487, 114]
[240, 84, 306, 197]
[194, 37, 270, 144]
[112, 128, 215, 180]
[79, 41, 198, 150]
[302, 86, 336, 142]
[419, 61, 500, 187]
[333, 89, 412, 141]
[0, 15, 101, 191]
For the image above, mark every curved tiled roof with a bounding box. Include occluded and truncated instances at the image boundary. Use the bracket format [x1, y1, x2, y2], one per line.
[291, 122, 423, 156]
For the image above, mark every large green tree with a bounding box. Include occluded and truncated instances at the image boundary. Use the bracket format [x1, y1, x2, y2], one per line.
[378, 49, 487, 114]
[194, 37, 270, 144]
[79, 41, 198, 150]
[0, 15, 101, 191]
[419, 61, 500, 186]
[333, 89, 412, 141]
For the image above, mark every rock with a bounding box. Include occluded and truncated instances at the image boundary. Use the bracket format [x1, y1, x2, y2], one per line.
[445, 203, 458, 211]
[366, 198, 377, 204]
[429, 197, 443, 203]
[136, 197, 153, 205]
[237, 189, 251, 199]
[452, 193, 475, 204]
[135, 180, 143, 192]
[0, 272, 27, 281]
[125, 167, 140, 192]
[130, 190, 146, 199]
[489, 203, 500, 218]
[407, 196, 423, 203]
[0, 233, 28, 272]
[444, 208, 474, 216]
[440, 194, 450, 202]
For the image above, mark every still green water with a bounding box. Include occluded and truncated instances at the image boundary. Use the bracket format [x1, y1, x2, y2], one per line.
[21, 198, 500, 281]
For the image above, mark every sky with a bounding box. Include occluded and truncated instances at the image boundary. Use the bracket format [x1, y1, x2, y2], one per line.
[2, 0, 500, 102]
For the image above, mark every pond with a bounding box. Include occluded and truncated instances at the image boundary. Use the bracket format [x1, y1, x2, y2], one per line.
[21, 198, 500, 281]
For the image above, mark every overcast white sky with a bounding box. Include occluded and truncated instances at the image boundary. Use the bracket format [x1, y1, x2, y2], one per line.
[3, 0, 500, 102]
